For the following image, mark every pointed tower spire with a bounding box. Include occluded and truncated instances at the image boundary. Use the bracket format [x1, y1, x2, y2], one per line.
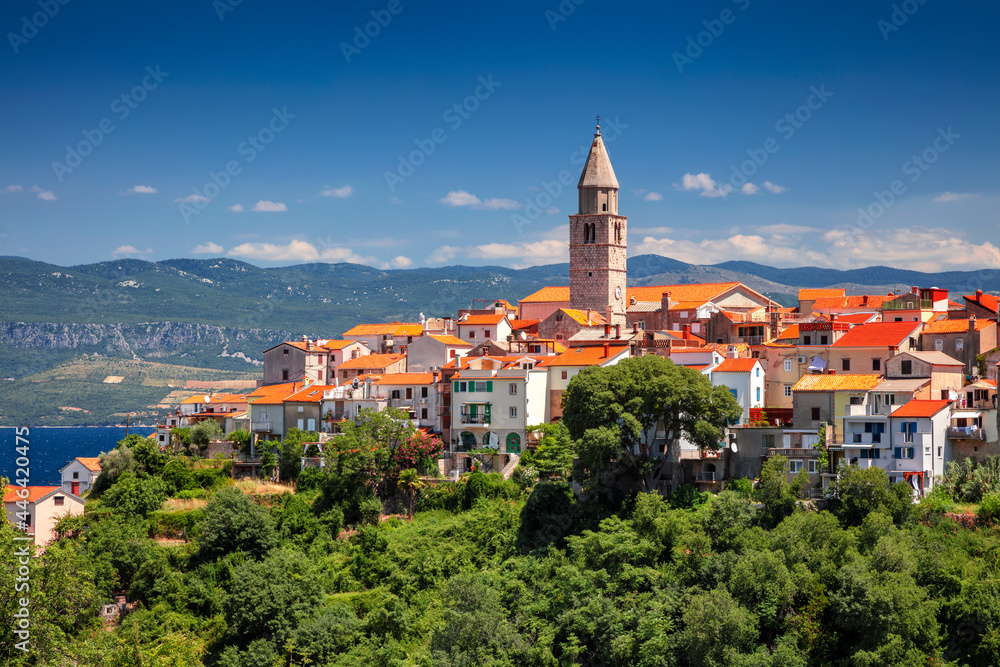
[578, 123, 619, 191]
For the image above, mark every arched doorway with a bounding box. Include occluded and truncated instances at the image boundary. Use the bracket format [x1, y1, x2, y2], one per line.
[506, 432, 521, 454]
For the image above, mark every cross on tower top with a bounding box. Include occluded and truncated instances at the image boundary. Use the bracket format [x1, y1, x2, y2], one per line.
[595, 114, 600, 133]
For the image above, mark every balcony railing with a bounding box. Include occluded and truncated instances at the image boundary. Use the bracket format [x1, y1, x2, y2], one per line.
[947, 426, 987, 441]
[250, 421, 272, 432]
[765, 447, 817, 458]
[843, 404, 894, 417]
[734, 336, 765, 346]
[847, 432, 883, 445]
[695, 472, 717, 482]
[459, 415, 490, 425]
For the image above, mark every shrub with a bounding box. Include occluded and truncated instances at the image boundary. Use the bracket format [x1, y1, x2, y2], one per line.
[359, 495, 383, 526]
[102, 473, 167, 517]
[417, 481, 465, 512]
[978, 493, 1000, 524]
[296, 467, 327, 492]
[728, 477, 753, 498]
[197, 487, 277, 561]
[918, 486, 955, 517]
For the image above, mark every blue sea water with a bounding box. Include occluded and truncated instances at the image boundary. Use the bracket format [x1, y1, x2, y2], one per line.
[0, 426, 156, 486]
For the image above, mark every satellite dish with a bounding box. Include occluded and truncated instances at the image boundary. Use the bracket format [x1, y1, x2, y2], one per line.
[204, 395, 211, 403]
[730, 441, 738, 453]
[520, 331, 527, 340]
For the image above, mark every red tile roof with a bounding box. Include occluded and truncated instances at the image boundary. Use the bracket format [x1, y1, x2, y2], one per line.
[547, 345, 629, 367]
[3, 486, 63, 504]
[509, 319, 540, 331]
[520, 282, 745, 307]
[965, 292, 999, 313]
[799, 288, 846, 300]
[891, 399, 952, 418]
[76, 457, 102, 472]
[922, 318, 995, 334]
[426, 334, 473, 347]
[713, 358, 760, 373]
[285, 385, 336, 403]
[342, 322, 423, 337]
[557, 308, 607, 326]
[337, 353, 405, 370]
[247, 382, 303, 404]
[775, 324, 799, 340]
[321, 339, 358, 350]
[793, 374, 883, 391]
[375, 373, 435, 385]
[460, 314, 508, 325]
[831, 321, 923, 348]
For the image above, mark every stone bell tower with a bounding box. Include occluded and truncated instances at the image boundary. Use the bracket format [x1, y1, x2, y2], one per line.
[569, 121, 627, 326]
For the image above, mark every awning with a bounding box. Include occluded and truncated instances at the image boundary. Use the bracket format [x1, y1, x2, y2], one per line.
[951, 410, 983, 419]
[807, 356, 827, 372]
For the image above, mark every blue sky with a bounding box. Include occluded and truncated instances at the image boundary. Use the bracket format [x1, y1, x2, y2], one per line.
[1, 0, 998, 272]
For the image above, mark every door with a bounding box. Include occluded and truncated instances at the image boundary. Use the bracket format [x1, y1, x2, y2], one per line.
[71, 482, 80, 495]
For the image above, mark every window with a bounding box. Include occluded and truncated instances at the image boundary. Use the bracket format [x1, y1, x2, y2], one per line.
[871, 358, 881, 371]
[391, 390, 400, 399]
[54, 496, 64, 506]
[804, 335, 812, 345]
[784, 386, 792, 397]
[421, 387, 428, 398]
[509, 383, 517, 395]
[756, 387, 761, 402]
[421, 408, 428, 420]
[761, 434, 775, 448]
[858, 449, 881, 459]
[680, 311, 688, 319]
[850, 396, 862, 405]
[561, 371, 568, 380]
[73, 472, 79, 480]
[24, 514, 31, 527]
[459, 381, 467, 392]
[297, 405, 304, 412]
[784, 359, 793, 372]
[474, 381, 490, 392]
[940, 390, 950, 400]
[282, 369, 289, 380]
[468, 331, 476, 339]
[894, 317, 902, 322]
[808, 460, 819, 473]
[283, 348, 289, 355]
[956, 339, 964, 351]
[342, 371, 349, 379]
[509, 407, 517, 418]
[555, 313, 563, 322]
[406, 387, 413, 400]
[894, 446, 915, 459]
[789, 460, 804, 473]
[934, 339, 944, 351]
[755, 367, 760, 377]
[820, 335, 829, 345]
[900, 359, 912, 375]
[811, 407, 821, 421]
[484, 330, 491, 339]
[842, 358, 851, 371]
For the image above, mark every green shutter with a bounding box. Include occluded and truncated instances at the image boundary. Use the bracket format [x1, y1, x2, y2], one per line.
[453, 381, 459, 392]
[484, 404, 492, 422]
[486, 380, 493, 392]
[470, 404, 478, 417]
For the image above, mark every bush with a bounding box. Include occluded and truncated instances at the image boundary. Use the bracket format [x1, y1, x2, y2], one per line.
[918, 486, 955, 517]
[296, 467, 327, 493]
[359, 495, 383, 526]
[175, 489, 209, 500]
[161, 459, 196, 496]
[417, 481, 465, 512]
[463, 470, 521, 510]
[728, 477, 753, 498]
[197, 487, 278, 561]
[670, 483, 710, 510]
[102, 472, 167, 517]
[319, 507, 344, 539]
[978, 493, 1000, 524]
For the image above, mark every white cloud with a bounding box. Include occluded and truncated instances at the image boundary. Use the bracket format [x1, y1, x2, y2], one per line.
[124, 185, 157, 194]
[440, 190, 520, 210]
[630, 226, 1000, 273]
[252, 200, 288, 212]
[227, 204, 244, 212]
[544, 206, 560, 215]
[227, 239, 376, 264]
[30, 185, 56, 200]
[192, 242, 224, 254]
[644, 192, 664, 201]
[175, 194, 210, 204]
[320, 185, 354, 198]
[741, 183, 759, 195]
[389, 255, 413, 269]
[428, 245, 461, 264]
[112, 245, 153, 257]
[427, 225, 569, 269]
[933, 191, 973, 202]
[674, 173, 732, 198]
[763, 181, 787, 194]
[2, 185, 23, 193]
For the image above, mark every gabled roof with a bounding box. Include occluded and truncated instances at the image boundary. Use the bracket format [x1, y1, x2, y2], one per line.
[831, 321, 923, 348]
[578, 128, 619, 189]
[965, 292, 999, 313]
[799, 288, 845, 300]
[558, 308, 607, 326]
[547, 345, 629, 367]
[375, 373, 435, 386]
[891, 399, 952, 419]
[427, 334, 473, 347]
[321, 339, 359, 350]
[342, 322, 423, 337]
[509, 319, 540, 330]
[793, 374, 883, 392]
[519, 286, 571, 304]
[247, 382, 303, 405]
[3, 486, 75, 504]
[76, 457, 102, 472]
[337, 353, 406, 370]
[285, 385, 336, 403]
[895, 350, 964, 366]
[713, 358, 761, 373]
[774, 324, 799, 341]
[459, 314, 508, 326]
[922, 318, 995, 334]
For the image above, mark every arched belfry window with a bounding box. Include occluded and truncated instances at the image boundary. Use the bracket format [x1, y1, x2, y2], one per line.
[590, 223, 597, 243]
[602, 203, 607, 211]
[583, 222, 590, 244]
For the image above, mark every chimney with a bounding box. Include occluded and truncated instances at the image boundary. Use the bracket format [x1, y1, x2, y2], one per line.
[587, 309, 592, 325]
[912, 286, 919, 295]
[605, 305, 613, 325]
[727, 345, 738, 359]
[604, 323, 611, 337]
[632, 322, 639, 334]
[614, 324, 621, 339]
[969, 315, 977, 333]
[683, 324, 691, 340]
[603, 342, 610, 358]
[976, 289, 984, 299]
[863, 295, 869, 306]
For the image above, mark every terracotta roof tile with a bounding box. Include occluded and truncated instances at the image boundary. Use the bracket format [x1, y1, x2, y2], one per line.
[375, 373, 435, 385]
[891, 399, 952, 418]
[831, 321, 923, 348]
[247, 382, 303, 404]
[285, 385, 336, 402]
[793, 374, 883, 392]
[321, 339, 358, 350]
[799, 288, 846, 300]
[76, 457, 102, 472]
[965, 292, 999, 313]
[427, 334, 473, 347]
[559, 308, 608, 326]
[3, 486, 63, 504]
[520, 282, 746, 307]
[713, 358, 760, 373]
[775, 324, 799, 340]
[342, 322, 423, 337]
[337, 353, 405, 370]
[922, 319, 995, 334]
[547, 345, 629, 367]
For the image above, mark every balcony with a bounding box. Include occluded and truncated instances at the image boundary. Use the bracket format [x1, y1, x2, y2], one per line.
[733, 336, 765, 346]
[694, 472, 717, 483]
[250, 421, 272, 432]
[459, 414, 490, 426]
[765, 447, 818, 458]
[846, 432, 883, 445]
[947, 426, 987, 441]
[843, 404, 894, 418]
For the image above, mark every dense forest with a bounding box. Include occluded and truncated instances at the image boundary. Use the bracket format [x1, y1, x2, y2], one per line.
[5, 358, 1000, 666]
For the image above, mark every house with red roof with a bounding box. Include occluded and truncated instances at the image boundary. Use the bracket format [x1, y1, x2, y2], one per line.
[798, 288, 845, 315]
[375, 372, 441, 432]
[963, 289, 999, 321]
[59, 457, 102, 496]
[537, 307, 606, 342]
[4, 485, 84, 548]
[341, 322, 424, 354]
[546, 343, 630, 420]
[886, 399, 954, 495]
[335, 353, 407, 383]
[406, 333, 474, 372]
[456, 313, 512, 344]
[246, 381, 303, 443]
[283, 384, 336, 435]
[263, 338, 332, 386]
[881, 287, 950, 323]
[322, 339, 371, 377]
[919, 316, 997, 377]
[828, 321, 923, 375]
[708, 358, 765, 424]
[884, 350, 964, 402]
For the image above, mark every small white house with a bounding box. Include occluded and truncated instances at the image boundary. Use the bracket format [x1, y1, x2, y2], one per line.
[709, 358, 765, 424]
[4, 486, 85, 548]
[59, 457, 102, 496]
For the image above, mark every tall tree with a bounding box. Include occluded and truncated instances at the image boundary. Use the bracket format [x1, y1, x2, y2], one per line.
[327, 407, 417, 490]
[561, 355, 741, 493]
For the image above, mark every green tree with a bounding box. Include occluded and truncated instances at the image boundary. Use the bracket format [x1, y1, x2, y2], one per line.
[328, 407, 417, 489]
[524, 421, 575, 478]
[160, 458, 196, 495]
[756, 455, 797, 529]
[197, 487, 278, 561]
[680, 587, 759, 667]
[562, 355, 741, 493]
[190, 419, 223, 449]
[101, 472, 167, 516]
[91, 446, 140, 495]
[277, 427, 318, 482]
[430, 573, 528, 666]
[829, 463, 913, 527]
[228, 428, 252, 454]
[397, 468, 423, 517]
